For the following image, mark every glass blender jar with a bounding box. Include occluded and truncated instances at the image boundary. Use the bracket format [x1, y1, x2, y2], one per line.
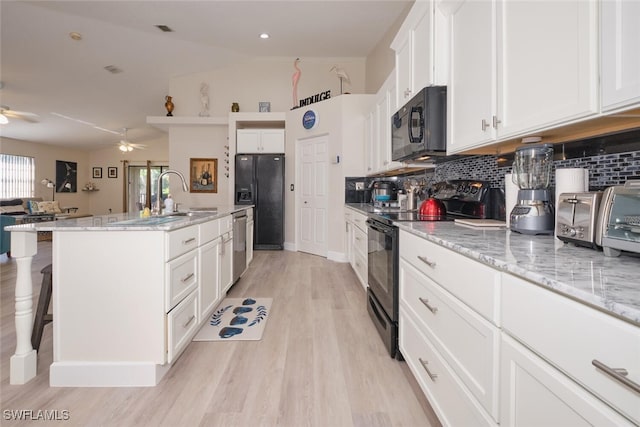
[510, 144, 555, 234]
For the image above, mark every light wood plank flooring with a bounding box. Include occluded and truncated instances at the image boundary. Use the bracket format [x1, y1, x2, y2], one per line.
[0, 244, 440, 427]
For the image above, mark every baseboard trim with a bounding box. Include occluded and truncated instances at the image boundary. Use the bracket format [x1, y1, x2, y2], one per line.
[50, 361, 170, 387]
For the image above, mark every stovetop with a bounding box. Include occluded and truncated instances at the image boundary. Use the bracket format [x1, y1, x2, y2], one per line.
[375, 211, 453, 222]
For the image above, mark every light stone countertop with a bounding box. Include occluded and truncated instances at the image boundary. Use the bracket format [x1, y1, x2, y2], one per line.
[345, 203, 640, 327]
[6, 205, 253, 232]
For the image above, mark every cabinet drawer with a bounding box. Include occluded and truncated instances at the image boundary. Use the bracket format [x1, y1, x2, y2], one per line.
[400, 230, 500, 323]
[219, 215, 233, 234]
[166, 225, 199, 260]
[167, 291, 198, 364]
[502, 273, 640, 424]
[352, 225, 367, 258]
[400, 258, 500, 420]
[166, 251, 198, 311]
[352, 250, 367, 289]
[351, 211, 368, 233]
[199, 219, 220, 244]
[399, 310, 496, 426]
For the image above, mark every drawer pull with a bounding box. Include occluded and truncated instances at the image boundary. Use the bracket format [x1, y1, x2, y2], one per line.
[417, 256, 436, 268]
[592, 359, 640, 393]
[419, 358, 438, 381]
[182, 315, 196, 329]
[418, 297, 438, 314]
[182, 237, 196, 245]
[181, 273, 195, 283]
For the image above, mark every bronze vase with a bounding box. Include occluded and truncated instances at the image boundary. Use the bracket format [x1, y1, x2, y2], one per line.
[165, 96, 174, 116]
[231, 102, 239, 112]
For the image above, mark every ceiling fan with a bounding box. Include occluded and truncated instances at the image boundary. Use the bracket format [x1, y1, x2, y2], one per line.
[117, 128, 146, 152]
[0, 105, 40, 124]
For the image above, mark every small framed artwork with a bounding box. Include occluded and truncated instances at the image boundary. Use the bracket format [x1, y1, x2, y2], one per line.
[92, 167, 102, 179]
[108, 167, 118, 178]
[189, 158, 217, 193]
[259, 101, 271, 112]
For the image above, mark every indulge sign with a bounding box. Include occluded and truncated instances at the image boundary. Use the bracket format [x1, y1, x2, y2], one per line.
[297, 90, 331, 108]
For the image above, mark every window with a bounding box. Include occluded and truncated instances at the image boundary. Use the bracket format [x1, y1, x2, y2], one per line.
[0, 154, 35, 198]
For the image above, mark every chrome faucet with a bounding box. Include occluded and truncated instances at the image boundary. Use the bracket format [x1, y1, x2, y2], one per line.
[154, 170, 189, 215]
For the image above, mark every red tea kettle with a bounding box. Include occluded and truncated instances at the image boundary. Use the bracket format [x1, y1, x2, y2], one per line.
[419, 197, 447, 219]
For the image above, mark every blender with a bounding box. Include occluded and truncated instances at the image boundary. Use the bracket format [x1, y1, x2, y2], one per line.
[510, 144, 555, 235]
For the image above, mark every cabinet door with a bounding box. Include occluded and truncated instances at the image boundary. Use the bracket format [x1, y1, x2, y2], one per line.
[246, 220, 254, 265]
[396, 34, 413, 106]
[601, 0, 640, 111]
[199, 238, 220, 320]
[260, 129, 285, 153]
[448, 0, 496, 153]
[500, 334, 632, 427]
[219, 234, 233, 294]
[497, 0, 598, 137]
[412, 2, 433, 94]
[364, 111, 376, 174]
[236, 129, 261, 153]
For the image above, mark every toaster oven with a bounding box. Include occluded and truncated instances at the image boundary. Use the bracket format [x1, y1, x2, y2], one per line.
[596, 180, 640, 257]
[556, 192, 602, 249]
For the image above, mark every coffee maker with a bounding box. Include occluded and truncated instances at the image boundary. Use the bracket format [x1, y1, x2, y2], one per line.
[510, 144, 555, 235]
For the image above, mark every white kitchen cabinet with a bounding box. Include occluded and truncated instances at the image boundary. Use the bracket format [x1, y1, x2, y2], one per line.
[399, 229, 500, 423]
[601, 0, 640, 112]
[501, 273, 640, 424]
[364, 111, 376, 174]
[345, 207, 368, 290]
[246, 208, 254, 267]
[236, 129, 285, 153]
[198, 238, 220, 321]
[448, 0, 598, 153]
[219, 215, 234, 294]
[392, 0, 438, 107]
[500, 334, 633, 427]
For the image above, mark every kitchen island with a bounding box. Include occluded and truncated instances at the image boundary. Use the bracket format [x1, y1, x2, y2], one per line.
[8, 206, 252, 387]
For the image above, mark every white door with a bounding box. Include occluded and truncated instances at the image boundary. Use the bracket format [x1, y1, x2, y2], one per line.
[298, 136, 328, 257]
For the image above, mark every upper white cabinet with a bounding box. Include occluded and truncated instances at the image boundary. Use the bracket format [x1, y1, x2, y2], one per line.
[236, 129, 285, 153]
[392, 0, 447, 107]
[447, 0, 599, 153]
[601, 0, 640, 112]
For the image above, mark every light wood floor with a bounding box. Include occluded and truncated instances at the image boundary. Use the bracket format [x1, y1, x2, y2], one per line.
[0, 244, 440, 427]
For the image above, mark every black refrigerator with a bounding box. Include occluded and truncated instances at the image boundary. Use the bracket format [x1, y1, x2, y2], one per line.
[235, 154, 285, 250]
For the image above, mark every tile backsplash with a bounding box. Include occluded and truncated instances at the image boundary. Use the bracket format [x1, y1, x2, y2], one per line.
[346, 149, 640, 203]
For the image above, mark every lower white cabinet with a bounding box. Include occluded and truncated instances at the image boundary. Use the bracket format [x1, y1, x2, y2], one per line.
[246, 208, 254, 267]
[219, 232, 233, 294]
[167, 291, 199, 364]
[500, 334, 632, 427]
[198, 237, 220, 321]
[345, 207, 368, 290]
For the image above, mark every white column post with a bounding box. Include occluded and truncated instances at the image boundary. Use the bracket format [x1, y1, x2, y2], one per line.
[9, 230, 38, 384]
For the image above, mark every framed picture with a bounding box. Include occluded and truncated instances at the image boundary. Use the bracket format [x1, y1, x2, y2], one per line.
[189, 158, 217, 193]
[92, 167, 102, 179]
[56, 160, 77, 193]
[108, 167, 118, 178]
[259, 101, 271, 112]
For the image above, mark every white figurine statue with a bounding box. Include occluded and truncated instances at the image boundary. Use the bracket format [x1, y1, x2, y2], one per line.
[199, 82, 210, 117]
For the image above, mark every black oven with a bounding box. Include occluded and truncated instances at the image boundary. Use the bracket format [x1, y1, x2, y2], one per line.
[366, 216, 399, 359]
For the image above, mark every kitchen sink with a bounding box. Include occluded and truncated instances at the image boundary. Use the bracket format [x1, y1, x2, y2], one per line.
[105, 216, 185, 226]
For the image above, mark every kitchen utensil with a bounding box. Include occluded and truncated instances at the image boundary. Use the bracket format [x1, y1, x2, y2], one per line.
[419, 197, 446, 219]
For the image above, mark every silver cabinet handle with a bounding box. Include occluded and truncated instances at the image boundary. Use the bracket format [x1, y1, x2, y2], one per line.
[182, 315, 196, 329]
[181, 272, 195, 283]
[492, 115, 501, 129]
[481, 119, 490, 131]
[182, 237, 196, 245]
[592, 359, 640, 393]
[417, 256, 436, 268]
[419, 358, 438, 381]
[419, 297, 438, 314]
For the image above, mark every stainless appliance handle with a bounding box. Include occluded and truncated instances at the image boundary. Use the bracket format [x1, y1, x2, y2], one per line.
[408, 106, 424, 143]
[418, 358, 438, 381]
[592, 359, 640, 393]
[366, 218, 394, 235]
[417, 255, 436, 268]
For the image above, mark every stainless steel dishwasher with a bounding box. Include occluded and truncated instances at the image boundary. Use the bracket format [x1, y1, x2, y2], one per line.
[232, 210, 247, 284]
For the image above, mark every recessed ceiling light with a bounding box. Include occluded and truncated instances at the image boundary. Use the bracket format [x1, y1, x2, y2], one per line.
[69, 32, 82, 41]
[259, 33, 270, 39]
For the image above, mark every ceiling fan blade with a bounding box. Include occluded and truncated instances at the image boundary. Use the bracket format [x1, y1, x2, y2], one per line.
[2, 110, 40, 123]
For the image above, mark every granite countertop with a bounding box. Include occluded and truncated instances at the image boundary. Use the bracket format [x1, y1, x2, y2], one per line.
[345, 203, 640, 327]
[7, 205, 253, 232]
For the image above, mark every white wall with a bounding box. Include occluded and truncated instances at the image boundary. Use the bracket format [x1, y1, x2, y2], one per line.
[285, 95, 374, 259]
[87, 136, 169, 215]
[1, 137, 90, 213]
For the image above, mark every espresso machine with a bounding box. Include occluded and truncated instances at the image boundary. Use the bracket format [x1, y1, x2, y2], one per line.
[510, 144, 555, 235]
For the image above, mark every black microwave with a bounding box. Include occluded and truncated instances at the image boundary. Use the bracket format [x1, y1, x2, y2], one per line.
[391, 86, 447, 162]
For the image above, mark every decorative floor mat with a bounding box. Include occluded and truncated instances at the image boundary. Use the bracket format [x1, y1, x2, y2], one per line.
[192, 298, 271, 341]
